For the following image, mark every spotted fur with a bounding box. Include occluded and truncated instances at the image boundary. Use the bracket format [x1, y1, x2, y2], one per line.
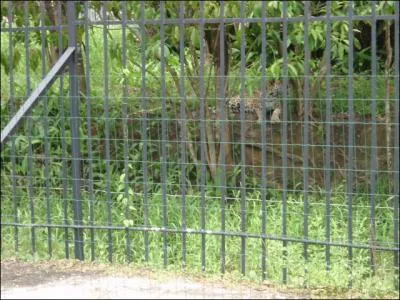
[226, 81, 282, 123]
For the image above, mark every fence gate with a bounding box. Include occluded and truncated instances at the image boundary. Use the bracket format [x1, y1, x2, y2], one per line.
[1, 1, 399, 293]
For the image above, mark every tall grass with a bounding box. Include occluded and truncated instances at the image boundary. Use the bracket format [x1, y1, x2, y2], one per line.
[1, 170, 397, 295]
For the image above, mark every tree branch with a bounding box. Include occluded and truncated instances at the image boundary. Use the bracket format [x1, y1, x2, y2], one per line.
[384, 20, 393, 170]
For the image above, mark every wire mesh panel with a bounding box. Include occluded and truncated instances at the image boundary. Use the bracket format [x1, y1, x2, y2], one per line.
[1, 0, 399, 294]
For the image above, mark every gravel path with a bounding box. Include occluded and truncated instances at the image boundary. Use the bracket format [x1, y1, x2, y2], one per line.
[1, 259, 300, 299]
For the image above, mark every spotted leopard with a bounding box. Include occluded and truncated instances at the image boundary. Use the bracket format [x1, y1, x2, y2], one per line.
[226, 81, 282, 123]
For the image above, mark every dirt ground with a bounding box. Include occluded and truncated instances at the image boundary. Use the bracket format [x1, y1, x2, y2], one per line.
[2, 258, 398, 299]
[1, 259, 304, 299]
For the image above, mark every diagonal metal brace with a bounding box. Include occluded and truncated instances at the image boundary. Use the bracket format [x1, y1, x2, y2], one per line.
[0, 46, 76, 151]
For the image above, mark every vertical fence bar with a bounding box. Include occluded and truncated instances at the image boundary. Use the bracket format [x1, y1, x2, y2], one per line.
[370, 0, 378, 275]
[199, 0, 207, 272]
[24, 0, 36, 257]
[101, 0, 113, 263]
[7, 1, 19, 254]
[58, 1, 70, 260]
[324, 1, 332, 273]
[84, 0, 95, 262]
[68, 0, 84, 261]
[178, 1, 187, 268]
[302, 1, 311, 286]
[260, 0, 268, 281]
[239, 0, 247, 276]
[140, 0, 150, 262]
[160, 1, 168, 267]
[394, 1, 400, 290]
[219, 0, 227, 275]
[347, 1, 355, 288]
[199, 1, 207, 271]
[121, 1, 132, 263]
[281, 1, 289, 285]
[39, 0, 52, 259]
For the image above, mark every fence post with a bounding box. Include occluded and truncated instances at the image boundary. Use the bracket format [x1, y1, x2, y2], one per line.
[68, 1, 84, 261]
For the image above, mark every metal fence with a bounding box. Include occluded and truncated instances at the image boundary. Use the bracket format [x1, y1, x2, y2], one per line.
[1, 1, 399, 291]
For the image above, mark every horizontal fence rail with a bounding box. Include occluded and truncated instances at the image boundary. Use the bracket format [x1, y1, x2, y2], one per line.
[0, 0, 399, 294]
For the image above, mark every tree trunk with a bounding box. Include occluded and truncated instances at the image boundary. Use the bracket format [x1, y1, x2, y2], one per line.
[44, 1, 86, 95]
[205, 24, 234, 181]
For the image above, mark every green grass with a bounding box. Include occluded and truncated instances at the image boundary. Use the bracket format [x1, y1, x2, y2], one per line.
[1, 176, 397, 296]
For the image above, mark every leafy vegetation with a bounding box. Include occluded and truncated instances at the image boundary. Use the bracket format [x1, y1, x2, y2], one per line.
[0, 1, 398, 297]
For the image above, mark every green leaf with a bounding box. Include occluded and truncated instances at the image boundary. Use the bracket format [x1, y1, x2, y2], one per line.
[288, 64, 298, 77]
[0, 50, 9, 75]
[154, 44, 170, 60]
[354, 38, 361, 50]
[123, 219, 134, 227]
[31, 139, 42, 145]
[174, 26, 179, 41]
[119, 173, 125, 182]
[190, 29, 200, 49]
